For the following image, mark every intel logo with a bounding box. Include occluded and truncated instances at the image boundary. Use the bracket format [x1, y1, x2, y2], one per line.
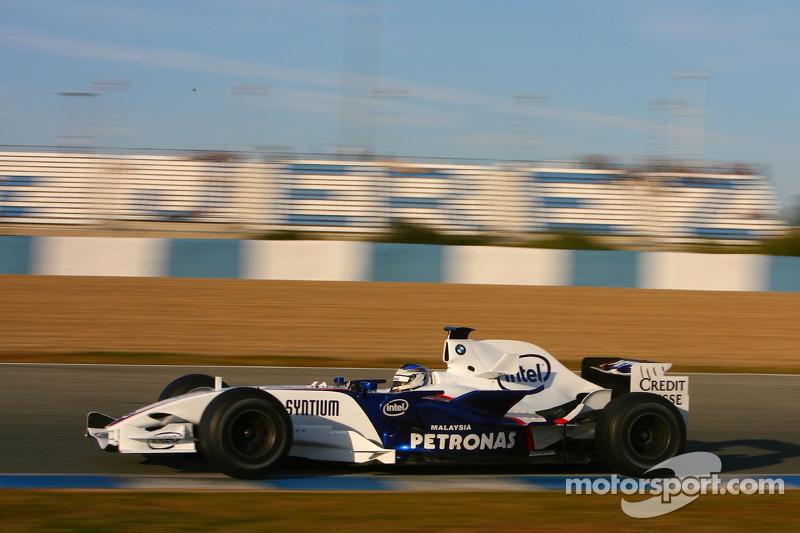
[382, 398, 409, 416]
[497, 354, 552, 393]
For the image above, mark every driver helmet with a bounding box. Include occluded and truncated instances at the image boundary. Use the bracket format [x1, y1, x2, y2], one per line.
[391, 364, 431, 392]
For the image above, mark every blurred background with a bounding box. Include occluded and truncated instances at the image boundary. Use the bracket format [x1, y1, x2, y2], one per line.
[1, 1, 800, 251]
[1, 0, 799, 372]
[3, 5, 800, 528]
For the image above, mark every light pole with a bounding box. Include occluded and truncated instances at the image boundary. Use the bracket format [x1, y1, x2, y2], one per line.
[648, 97, 686, 160]
[370, 88, 408, 158]
[56, 91, 99, 148]
[509, 93, 549, 162]
[92, 80, 130, 149]
[672, 70, 710, 161]
[229, 84, 271, 152]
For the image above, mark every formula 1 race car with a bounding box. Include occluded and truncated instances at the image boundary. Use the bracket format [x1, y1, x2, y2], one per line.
[86, 327, 689, 479]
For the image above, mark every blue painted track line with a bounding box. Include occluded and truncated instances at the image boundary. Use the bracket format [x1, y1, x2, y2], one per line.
[1, 475, 125, 489]
[3, 474, 800, 491]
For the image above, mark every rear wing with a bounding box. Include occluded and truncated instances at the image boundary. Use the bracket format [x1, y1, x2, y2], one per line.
[581, 357, 689, 421]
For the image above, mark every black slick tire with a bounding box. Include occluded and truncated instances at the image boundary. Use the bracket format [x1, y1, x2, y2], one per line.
[197, 387, 292, 479]
[595, 392, 686, 477]
[158, 374, 229, 401]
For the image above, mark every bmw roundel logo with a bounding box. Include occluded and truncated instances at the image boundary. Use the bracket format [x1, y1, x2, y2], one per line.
[455, 344, 466, 355]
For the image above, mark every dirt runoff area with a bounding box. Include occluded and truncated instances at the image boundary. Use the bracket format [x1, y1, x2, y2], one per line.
[1, 275, 798, 372]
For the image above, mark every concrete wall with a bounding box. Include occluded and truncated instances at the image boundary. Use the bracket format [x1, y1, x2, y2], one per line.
[2, 235, 799, 291]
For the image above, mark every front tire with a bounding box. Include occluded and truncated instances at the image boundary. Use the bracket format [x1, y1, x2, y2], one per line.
[197, 388, 292, 479]
[158, 374, 229, 401]
[594, 392, 686, 477]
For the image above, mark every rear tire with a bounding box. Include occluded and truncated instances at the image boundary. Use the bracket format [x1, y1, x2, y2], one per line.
[158, 374, 229, 401]
[595, 392, 686, 477]
[197, 388, 292, 479]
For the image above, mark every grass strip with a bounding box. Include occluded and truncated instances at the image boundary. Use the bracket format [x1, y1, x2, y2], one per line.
[2, 491, 799, 532]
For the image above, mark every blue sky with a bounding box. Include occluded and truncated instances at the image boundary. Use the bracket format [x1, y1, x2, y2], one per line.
[2, 1, 799, 204]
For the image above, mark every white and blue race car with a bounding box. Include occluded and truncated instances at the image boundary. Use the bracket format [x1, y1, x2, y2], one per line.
[86, 327, 689, 479]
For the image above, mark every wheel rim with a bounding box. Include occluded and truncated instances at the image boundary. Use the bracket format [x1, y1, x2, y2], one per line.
[627, 413, 671, 459]
[228, 409, 277, 459]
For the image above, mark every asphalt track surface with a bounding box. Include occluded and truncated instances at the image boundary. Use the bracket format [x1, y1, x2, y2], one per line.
[1, 364, 799, 488]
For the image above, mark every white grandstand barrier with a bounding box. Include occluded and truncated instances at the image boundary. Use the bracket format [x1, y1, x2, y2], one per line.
[271, 160, 385, 233]
[32, 236, 168, 277]
[641, 171, 786, 244]
[638, 252, 769, 291]
[8, 235, 793, 289]
[495, 167, 537, 234]
[241, 239, 371, 281]
[444, 246, 571, 286]
[112, 153, 245, 223]
[0, 149, 788, 245]
[236, 159, 274, 228]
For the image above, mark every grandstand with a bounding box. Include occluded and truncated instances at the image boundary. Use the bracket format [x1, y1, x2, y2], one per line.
[0, 147, 787, 247]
